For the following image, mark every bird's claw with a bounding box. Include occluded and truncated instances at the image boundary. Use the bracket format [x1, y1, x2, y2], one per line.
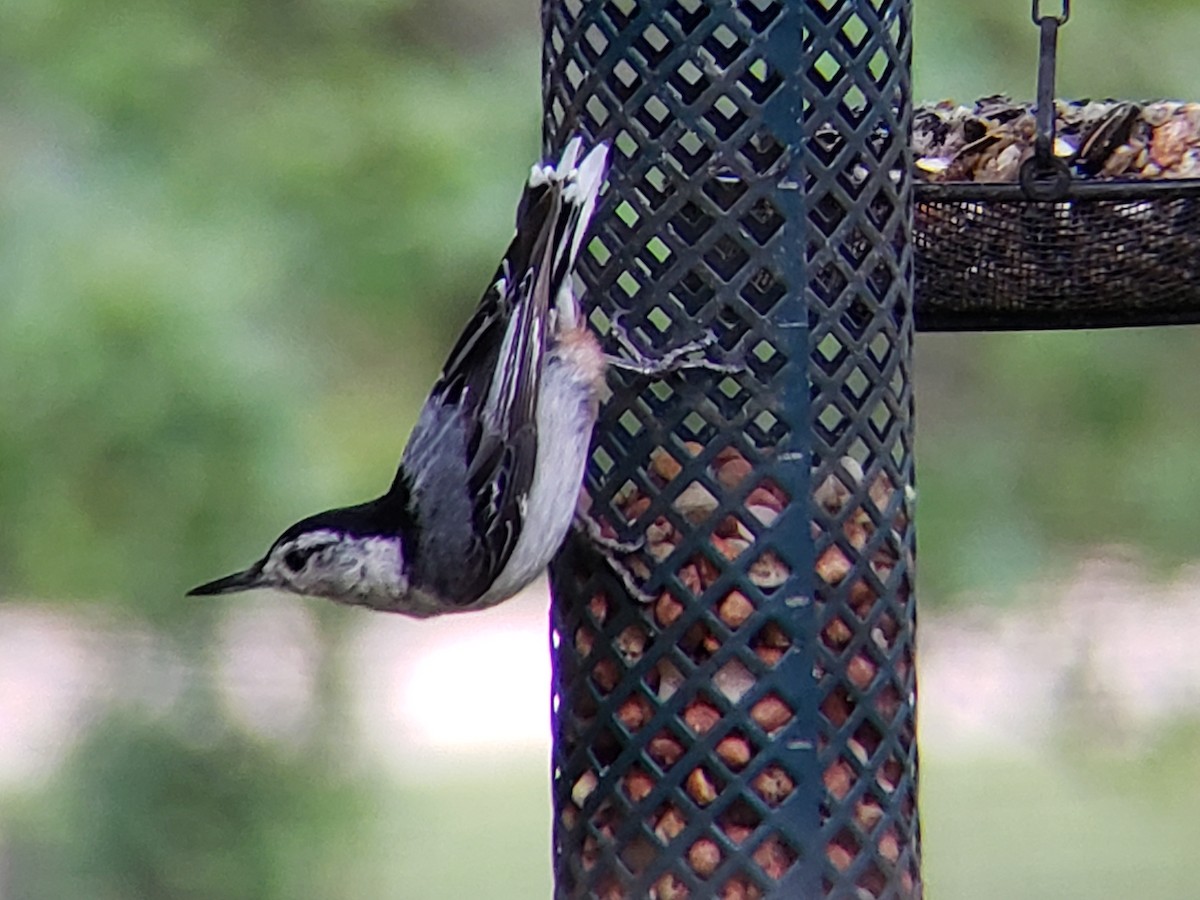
[572, 510, 645, 554]
[604, 311, 745, 377]
[570, 510, 656, 603]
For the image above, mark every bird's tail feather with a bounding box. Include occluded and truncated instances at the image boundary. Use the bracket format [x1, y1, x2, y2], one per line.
[519, 137, 610, 330]
[564, 139, 609, 273]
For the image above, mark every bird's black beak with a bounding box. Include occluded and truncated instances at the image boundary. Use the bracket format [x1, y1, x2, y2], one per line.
[187, 562, 267, 597]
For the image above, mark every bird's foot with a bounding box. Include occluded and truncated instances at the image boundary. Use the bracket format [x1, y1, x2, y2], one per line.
[570, 510, 656, 603]
[604, 313, 744, 377]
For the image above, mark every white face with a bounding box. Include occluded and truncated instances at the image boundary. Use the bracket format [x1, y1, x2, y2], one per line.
[262, 529, 409, 610]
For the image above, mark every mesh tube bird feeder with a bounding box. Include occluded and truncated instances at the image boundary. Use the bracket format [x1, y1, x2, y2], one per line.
[544, 0, 918, 897]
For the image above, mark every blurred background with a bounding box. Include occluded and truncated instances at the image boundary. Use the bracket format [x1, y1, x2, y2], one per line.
[2, 0, 1199, 897]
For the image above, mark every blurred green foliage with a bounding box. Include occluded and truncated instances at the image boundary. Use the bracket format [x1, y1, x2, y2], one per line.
[4, 714, 385, 900]
[0, 0, 543, 613]
[921, 738, 1200, 900]
[917, 328, 1200, 600]
[2, 0, 1199, 896]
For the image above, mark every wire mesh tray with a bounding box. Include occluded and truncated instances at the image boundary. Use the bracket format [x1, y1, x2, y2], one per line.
[912, 99, 1200, 331]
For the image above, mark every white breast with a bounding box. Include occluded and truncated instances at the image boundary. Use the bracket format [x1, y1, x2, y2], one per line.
[472, 343, 602, 608]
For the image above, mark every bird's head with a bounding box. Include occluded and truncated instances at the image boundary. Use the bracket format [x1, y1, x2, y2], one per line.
[188, 502, 412, 610]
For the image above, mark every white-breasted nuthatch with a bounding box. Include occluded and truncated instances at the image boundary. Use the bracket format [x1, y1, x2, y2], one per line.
[190, 138, 611, 616]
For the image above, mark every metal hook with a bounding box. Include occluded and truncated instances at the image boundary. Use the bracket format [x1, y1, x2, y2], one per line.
[1031, 0, 1070, 25]
[1024, 0, 1071, 199]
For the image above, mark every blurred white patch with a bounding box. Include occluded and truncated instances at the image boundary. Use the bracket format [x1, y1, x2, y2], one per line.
[348, 580, 552, 771]
[111, 624, 189, 718]
[214, 596, 321, 743]
[0, 607, 103, 786]
[5, 558, 1200, 787]
[919, 555, 1200, 754]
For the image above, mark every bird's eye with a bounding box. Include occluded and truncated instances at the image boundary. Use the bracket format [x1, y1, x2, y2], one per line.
[283, 548, 312, 572]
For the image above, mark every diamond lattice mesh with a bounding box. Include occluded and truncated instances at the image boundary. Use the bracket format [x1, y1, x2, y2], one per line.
[544, 1, 918, 896]
[914, 184, 1200, 331]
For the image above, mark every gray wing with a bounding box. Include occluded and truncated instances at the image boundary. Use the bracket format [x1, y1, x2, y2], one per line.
[399, 138, 608, 605]
[402, 186, 562, 602]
